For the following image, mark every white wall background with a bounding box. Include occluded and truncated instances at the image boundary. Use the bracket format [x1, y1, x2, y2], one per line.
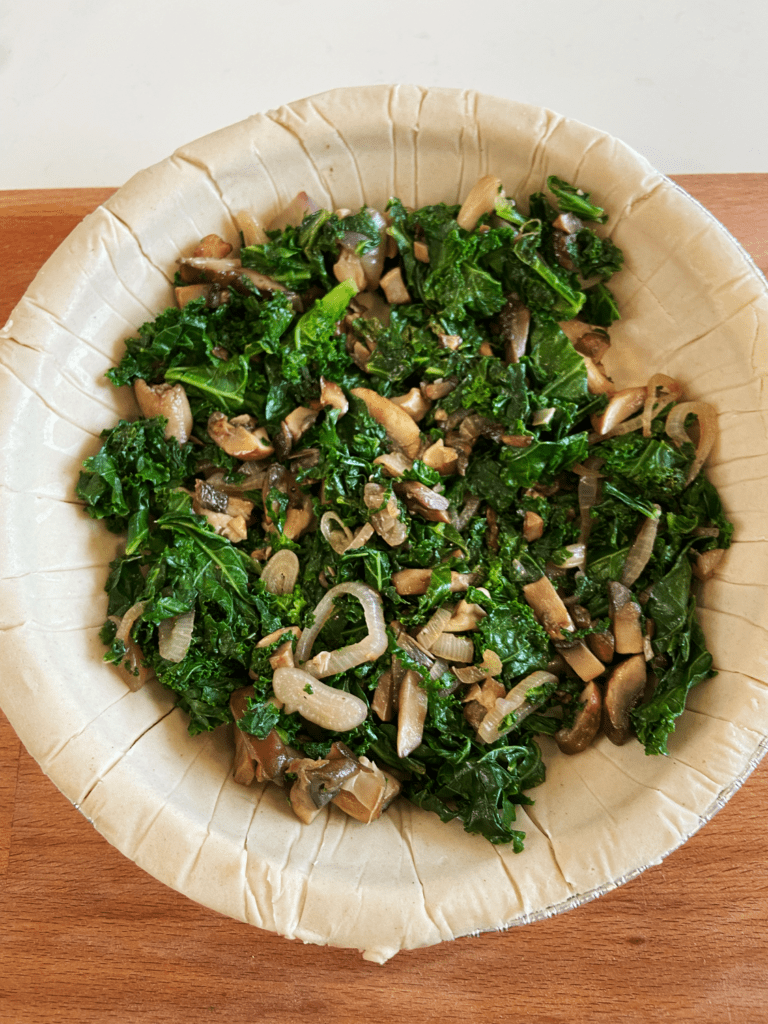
[2, 0, 766, 188]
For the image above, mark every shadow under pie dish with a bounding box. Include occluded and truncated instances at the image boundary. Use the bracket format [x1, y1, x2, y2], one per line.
[1, 85, 767, 963]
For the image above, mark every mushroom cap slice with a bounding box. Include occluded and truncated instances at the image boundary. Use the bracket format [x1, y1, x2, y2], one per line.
[351, 387, 421, 459]
[603, 654, 647, 745]
[554, 681, 602, 755]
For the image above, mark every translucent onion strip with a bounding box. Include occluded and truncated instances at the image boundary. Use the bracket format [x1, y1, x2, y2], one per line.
[297, 582, 388, 678]
[115, 601, 146, 645]
[477, 671, 558, 744]
[665, 401, 718, 485]
[415, 605, 454, 651]
[429, 633, 475, 663]
[158, 608, 196, 663]
[642, 374, 683, 437]
[261, 549, 300, 595]
[621, 506, 662, 588]
[320, 511, 354, 554]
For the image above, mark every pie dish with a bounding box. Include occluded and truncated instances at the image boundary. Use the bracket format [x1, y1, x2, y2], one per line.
[1, 85, 767, 963]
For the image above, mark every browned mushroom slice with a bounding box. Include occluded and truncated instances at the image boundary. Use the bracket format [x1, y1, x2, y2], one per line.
[553, 211, 584, 234]
[333, 248, 368, 291]
[371, 669, 396, 722]
[175, 283, 210, 309]
[522, 575, 604, 682]
[319, 377, 349, 417]
[607, 581, 644, 655]
[134, 379, 193, 444]
[587, 628, 615, 664]
[421, 378, 457, 402]
[390, 387, 432, 422]
[413, 239, 430, 263]
[178, 256, 288, 295]
[498, 294, 531, 364]
[391, 568, 480, 596]
[208, 412, 273, 460]
[332, 755, 402, 823]
[522, 511, 544, 542]
[380, 266, 411, 304]
[397, 669, 429, 757]
[582, 354, 615, 395]
[394, 481, 451, 524]
[229, 686, 299, 786]
[602, 654, 647, 745]
[198, 509, 248, 543]
[554, 681, 602, 754]
[288, 752, 361, 824]
[421, 439, 459, 476]
[373, 451, 414, 478]
[351, 387, 421, 459]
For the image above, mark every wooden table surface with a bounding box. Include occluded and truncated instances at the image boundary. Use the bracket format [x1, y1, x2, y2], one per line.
[1, 177, 768, 1024]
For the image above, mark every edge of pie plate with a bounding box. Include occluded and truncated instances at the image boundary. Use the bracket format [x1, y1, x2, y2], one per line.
[1, 85, 767, 964]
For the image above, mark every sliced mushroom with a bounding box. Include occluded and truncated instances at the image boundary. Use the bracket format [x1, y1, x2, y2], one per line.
[554, 681, 602, 754]
[134, 379, 193, 444]
[442, 597, 487, 633]
[421, 378, 457, 402]
[230, 686, 299, 786]
[331, 753, 402, 823]
[587, 629, 615, 664]
[523, 511, 544, 542]
[522, 575, 604, 682]
[208, 412, 273, 460]
[175, 283, 210, 309]
[413, 239, 430, 263]
[394, 481, 451, 524]
[421, 439, 459, 476]
[379, 266, 411, 304]
[602, 655, 647, 745]
[391, 568, 479, 596]
[178, 256, 288, 295]
[319, 377, 349, 417]
[351, 387, 421, 459]
[608, 581, 644, 655]
[372, 669, 396, 722]
[390, 387, 432, 422]
[363, 481, 409, 546]
[499, 294, 531, 364]
[372, 451, 414, 478]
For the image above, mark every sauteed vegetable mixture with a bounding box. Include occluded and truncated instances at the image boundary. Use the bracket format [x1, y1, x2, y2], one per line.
[77, 175, 731, 848]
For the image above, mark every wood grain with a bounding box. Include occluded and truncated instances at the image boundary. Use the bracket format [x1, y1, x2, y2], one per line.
[1, 177, 767, 1024]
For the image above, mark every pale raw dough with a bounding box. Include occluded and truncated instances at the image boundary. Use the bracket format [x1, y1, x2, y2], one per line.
[1, 85, 767, 963]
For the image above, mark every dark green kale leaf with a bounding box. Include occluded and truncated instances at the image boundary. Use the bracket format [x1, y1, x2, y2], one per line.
[76, 418, 198, 554]
[547, 176, 609, 223]
[633, 568, 714, 755]
[440, 356, 529, 429]
[581, 283, 621, 326]
[564, 229, 624, 281]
